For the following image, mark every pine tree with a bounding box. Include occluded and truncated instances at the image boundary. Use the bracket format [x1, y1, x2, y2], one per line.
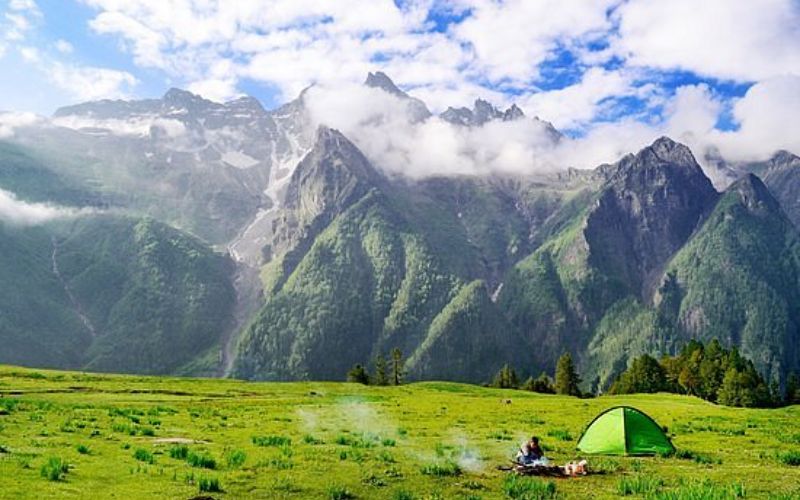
[521, 376, 535, 392]
[532, 372, 555, 394]
[492, 364, 519, 389]
[610, 354, 665, 394]
[554, 352, 581, 396]
[786, 373, 800, 404]
[717, 368, 742, 406]
[347, 364, 370, 385]
[390, 348, 404, 386]
[373, 354, 389, 386]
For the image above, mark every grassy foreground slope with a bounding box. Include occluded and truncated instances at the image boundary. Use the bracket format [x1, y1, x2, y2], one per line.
[1, 366, 798, 499]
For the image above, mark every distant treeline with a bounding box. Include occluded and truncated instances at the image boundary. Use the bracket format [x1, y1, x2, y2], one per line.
[609, 339, 799, 408]
[484, 340, 799, 408]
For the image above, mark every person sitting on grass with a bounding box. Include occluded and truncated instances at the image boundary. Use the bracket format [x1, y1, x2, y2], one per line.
[516, 436, 546, 465]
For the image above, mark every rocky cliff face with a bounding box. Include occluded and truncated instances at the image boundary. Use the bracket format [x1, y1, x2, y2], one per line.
[583, 137, 719, 299]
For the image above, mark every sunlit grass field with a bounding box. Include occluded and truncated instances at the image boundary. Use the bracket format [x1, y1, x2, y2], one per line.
[0, 365, 798, 499]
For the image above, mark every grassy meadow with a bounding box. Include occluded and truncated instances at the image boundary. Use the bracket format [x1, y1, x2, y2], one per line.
[0, 365, 798, 499]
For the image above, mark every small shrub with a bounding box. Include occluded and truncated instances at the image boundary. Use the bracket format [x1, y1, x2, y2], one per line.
[778, 450, 800, 466]
[168, 444, 189, 460]
[187, 451, 216, 470]
[133, 448, 154, 464]
[393, 490, 416, 500]
[382, 438, 396, 447]
[272, 477, 301, 493]
[303, 434, 324, 445]
[362, 472, 386, 487]
[463, 480, 484, 490]
[502, 475, 557, 499]
[421, 461, 462, 477]
[198, 476, 222, 493]
[377, 450, 396, 463]
[617, 474, 663, 496]
[252, 435, 291, 447]
[328, 485, 356, 499]
[76, 444, 90, 455]
[673, 449, 720, 465]
[40, 457, 69, 482]
[226, 449, 246, 468]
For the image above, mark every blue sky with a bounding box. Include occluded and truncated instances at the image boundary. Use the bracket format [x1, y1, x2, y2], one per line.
[0, 0, 798, 155]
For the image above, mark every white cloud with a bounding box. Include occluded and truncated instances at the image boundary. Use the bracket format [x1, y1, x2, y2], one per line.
[0, 111, 42, 138]
[19, 45, 39, 62]
[613, 0, 800, 81]
[54, 39, 74, 54]
[0, 188, 93, 226]
[711, 76, 800, 161]
[519, 67, 634, 129]
[49, 62, 137, 101]
[452, 0, 617, 84]
[3, 0, 40, 41]
[306, 83, 564, 177]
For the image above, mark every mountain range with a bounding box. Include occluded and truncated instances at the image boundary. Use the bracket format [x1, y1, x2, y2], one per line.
[1, 72, 798, 391]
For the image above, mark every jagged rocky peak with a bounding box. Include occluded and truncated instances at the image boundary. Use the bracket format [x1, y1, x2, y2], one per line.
[365, 71, 407, 97]
[726, 173, 782, 214]
[612, 136, 709, 183]
[440, 98, 526, 126]
[584, 136, 720, 299]
[364, 71, 432, 122]
[225, 95, 265, 113]
[768, 149, 800, 167]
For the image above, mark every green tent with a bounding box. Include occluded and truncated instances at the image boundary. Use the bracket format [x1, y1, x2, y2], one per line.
[576, 406, 675, 456]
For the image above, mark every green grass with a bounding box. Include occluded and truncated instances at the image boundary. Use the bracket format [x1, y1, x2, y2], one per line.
[616, 474, 663, 496]
[778, 450, 800, 466]
[0, 365, 798, 498]
[502, 475, 557, 499]
[39, 457, 69, 482]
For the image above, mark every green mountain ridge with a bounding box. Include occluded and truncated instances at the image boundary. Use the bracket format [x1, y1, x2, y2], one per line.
[0, 215, 235, 375]
[234, 134, 800, 389]
[2, 116, 799, 390]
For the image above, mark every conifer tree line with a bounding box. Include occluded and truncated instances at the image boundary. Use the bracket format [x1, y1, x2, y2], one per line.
[346, 348, 405, 386]
[609, 339, 798, 408]
[489, 352, 581, 397]
[346, 340, 800, 408]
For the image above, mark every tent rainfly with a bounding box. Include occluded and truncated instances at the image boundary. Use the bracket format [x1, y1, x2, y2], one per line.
[576, 406, 675, 456]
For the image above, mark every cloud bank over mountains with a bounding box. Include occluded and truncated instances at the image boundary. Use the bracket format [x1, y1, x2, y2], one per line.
[0, 0, 797, 180]
[0, 188, 94, 226]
